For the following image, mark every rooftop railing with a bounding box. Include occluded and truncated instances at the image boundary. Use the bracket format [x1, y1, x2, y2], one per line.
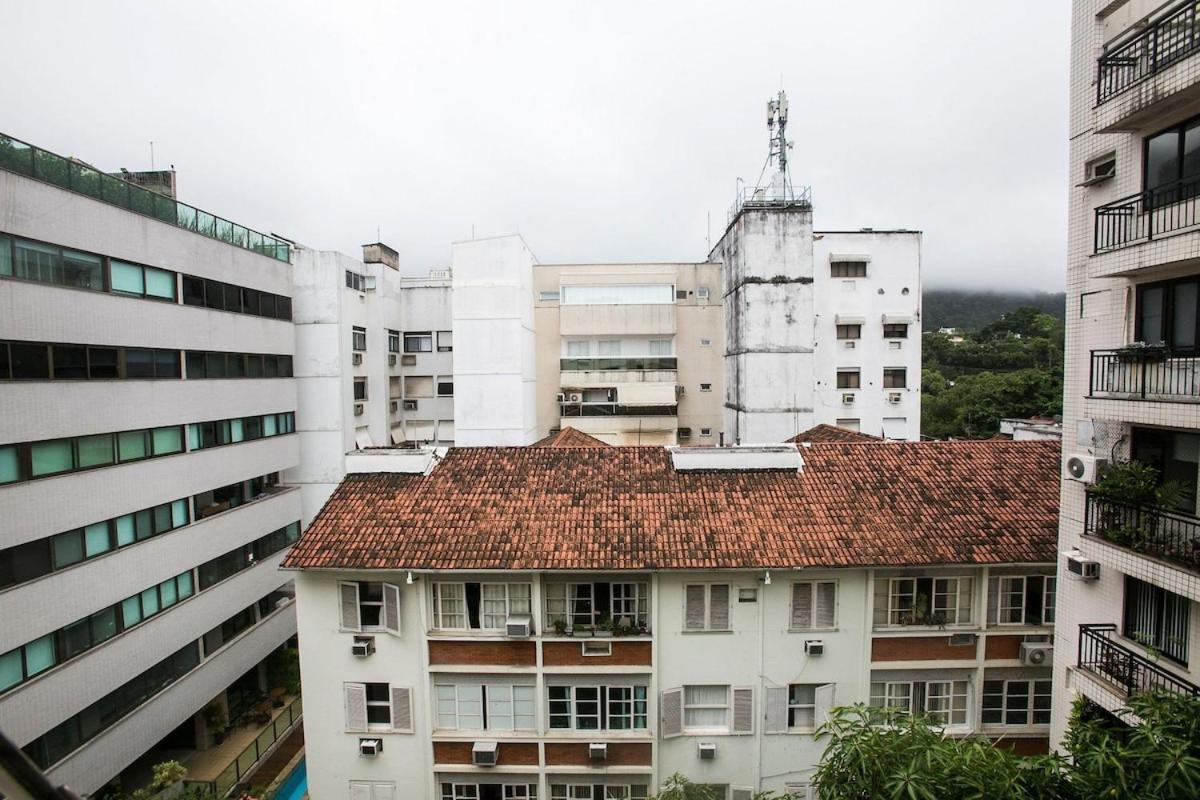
[1084, 492, 1200, 572]
[560, 357, 678, 372]
[1097, 0, 1200, 105]
[1078, 624, 1199, 698]
[1090, 348, 1200, 402]
[1094, 176, 1200, 252]
[0, 134, 290, 263]
[183, 695, 302, 798]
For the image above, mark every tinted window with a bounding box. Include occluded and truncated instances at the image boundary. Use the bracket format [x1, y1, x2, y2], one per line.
[182, 275, 206, 307]
[53, 345, 88, 379]
[125, 349, 155, 378]
[204, 279, 224, 310]
[10, 343, 49, 379]
[89, 347, 119, 379]
[1147, 129, 1180, 190]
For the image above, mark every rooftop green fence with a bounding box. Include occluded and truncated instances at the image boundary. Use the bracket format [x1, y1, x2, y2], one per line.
[0, 134, 290, 263]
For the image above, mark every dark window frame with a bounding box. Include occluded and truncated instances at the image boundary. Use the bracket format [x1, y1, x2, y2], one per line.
[836, 324, 861, 340]
[1136, 275, 1199, 354]
[883, 324, 909, 339]
[836, 369, 861, 389]
[883, 368, 908, 389]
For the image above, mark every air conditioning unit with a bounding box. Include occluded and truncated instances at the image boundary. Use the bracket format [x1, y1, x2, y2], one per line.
[1065, 454, 1106, 484]
[472, 741, 498, 767]
[401, 354, 417, 366]
[352, 353, 363, 366]
[1066, 553, 1100, 580]
[888, 392, 903, 403]
[506, 614, 533, 638]
[390, 401, 399, 413]
[351, 636, 376, 657]
[804, 640, 824, 656]
[678, 427, 693, 439]
[698, 742, 717, 760]
[388, 354, 397, 366]
[841, 393, 855, 404]
[353, 403, 364, 416]
[844, 340, 856, 349]
[359, 738, 382, 757]
[589, 742, 608, 760]
[568, 392, 582, 403]
[948, 633, 977, 647]
[1020, 642, 1054, 666]
[403, 399, 418, 411]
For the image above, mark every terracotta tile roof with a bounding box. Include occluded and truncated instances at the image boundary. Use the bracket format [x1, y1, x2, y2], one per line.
[788, 424, 882, 444]
[283, 440, 1061, 572]
[532, 427, 611, 448]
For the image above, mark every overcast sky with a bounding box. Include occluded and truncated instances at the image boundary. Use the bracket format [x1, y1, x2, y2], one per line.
[1, 1, 1069, 290]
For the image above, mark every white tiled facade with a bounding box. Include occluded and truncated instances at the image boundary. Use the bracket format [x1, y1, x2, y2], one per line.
[1052, 0, 1200, 745]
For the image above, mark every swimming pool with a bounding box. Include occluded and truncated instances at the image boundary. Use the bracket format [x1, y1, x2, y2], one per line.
[274, 757, 307, 800]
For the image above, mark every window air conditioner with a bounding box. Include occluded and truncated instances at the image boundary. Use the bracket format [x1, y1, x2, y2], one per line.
[353, 403, 364, 416]
[568, 392, 583, 403]
[403, 399, 418, 411]
[1020, 642, 1054, 666]
[388, 354, 397, 366]
[351, 636, 376, 658]
[1065, 454, 1105, 484]
[390, 401, 399, 413]
[948, 633, 976, 647]
[353, 353, 363, 366]
[698, 742, 717, 760]
[1065, 553, 1100, 580]
[506, 614, 532, 638]
[844, 340, 856, 349]
[589, 742, 608, 760]
[841, 393, 855, 404]
[472, 740, 499, 766]
[678, 427, 693, 439]
[401, 354, 417, 366]
[359, 738, 382, 757]
[804, 640, 824, 656]
[888, 392, 903, 403]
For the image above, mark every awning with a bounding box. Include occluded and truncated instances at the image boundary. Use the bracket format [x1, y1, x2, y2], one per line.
[835, 314, 866, 325]
[882, 417, 908, 440]
[390, 425, 404, 445]
[882, 313, 916, 325]
[355, 429, 374, 450]
[830, 253, 871, 263]
[617, 383, 677, 405]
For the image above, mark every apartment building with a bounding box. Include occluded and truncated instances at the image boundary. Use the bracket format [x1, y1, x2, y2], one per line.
[1053, 0, 1200, 743]
[0, 134, 301, 794]
[284, 436, 1060, 799]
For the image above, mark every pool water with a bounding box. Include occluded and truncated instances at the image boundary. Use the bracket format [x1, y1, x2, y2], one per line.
[274, 758, 307, 800]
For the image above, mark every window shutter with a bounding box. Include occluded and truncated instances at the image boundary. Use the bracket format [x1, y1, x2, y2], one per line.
[709, 585, 730, 630]
[791, 583, 812, 629]
[684, 586, 707, 631]
[731, 789, 754, 800]
[350, 783, 372, 800]
[764, 685, 789, 734]
[390, 686, 413, 732]
[372, 785, 396, 800]
[344, 682, 368, 732]
[815, 683, 836, 727]
[816, 582, 837, 628]
[383, 583, 401, 635]
[339, 581, 361, 631]
[661, 687, 683, 738]
[987, 576, 999, 625]
[732, 686, 754, 734]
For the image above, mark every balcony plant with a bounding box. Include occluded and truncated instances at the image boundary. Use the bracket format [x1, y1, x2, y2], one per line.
[203, 704, 229, 745]
[1089, 460, 1189, 553]
[552, 619, 568, 637]
[1113, 341, 1170, 362]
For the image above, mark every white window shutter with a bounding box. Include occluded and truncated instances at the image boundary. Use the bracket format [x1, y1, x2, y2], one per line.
[339, 581, 361, 630]
[344, 682, 368, 732]
[349, 782, 372, 800]
[815, 683, 836, 727]
[764, 685, 789, 734]
[987, 576, 999, 624]
[732, 686, 754, 734]
[372, 785, 396, 800]
[383, 583, 401, 635]
[661, 687, 683, 738]
[684, 585, 707, 630]
[816, 582, 837, 628]
[390, 686, 413, 732]
[791, 582, 812, 629]
[710, 585, 731, 630]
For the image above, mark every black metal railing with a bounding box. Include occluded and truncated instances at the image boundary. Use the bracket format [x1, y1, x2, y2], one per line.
[559, 402, 677, 417]
[1090, 348, 1200, 401]
[1078, 624, 1199, 698]
[1095, 176, 1200, 252]
[1085, 492, 1200, 571]
[1097, 0, 1200, 105]
[0, 133, 290, 262]
[560, 357, 678, 372]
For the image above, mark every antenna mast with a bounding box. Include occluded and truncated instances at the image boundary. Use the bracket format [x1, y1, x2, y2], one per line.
[765, 90, 793, 200]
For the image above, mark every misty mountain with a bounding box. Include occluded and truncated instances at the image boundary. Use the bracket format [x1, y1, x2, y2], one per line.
[922, 289, 1066, 332]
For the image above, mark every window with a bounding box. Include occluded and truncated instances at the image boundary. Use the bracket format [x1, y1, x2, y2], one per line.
[435, 684, 535, 731]
[790, 581, 837, 630]
[1124, 576, 1190, 664]
[0, 342, 183, 381]
[432, 582, 532, 630]
[1085, 152, 1116, 183]
[883, 368, 907, 388]
[437, 331, 453, 352]
[700, 428, 713, 437]
[836, 418, 860, 431]
[404, 332, 433, 353]
[344, 683, 413, 734]
[982, 680, 1052, 726]
[738, 588, 758, 603]
[548, 685, 648, 730]
[544, 582, 649, 631]
[988, 575, 1055, 626]
[550, 787, 647, 800]
[560, 284, 675, 305]
[1136, 277, 1198, 353]
[354, 378, 367, 401]
[883, 323, 909, 339]
[180, 275, 291, 320]
[684, 584, 730, 631]
[352, 326, 367, 352]
[1144, 116, 1200, 204]
[836, 324, 861, 340]
[647, 339, 672, 356]
[683, 685, 729, 731]
[830, 261, 867, 278]
[184, 351, 291, 380]
[5, 237, 106, 291]
[354, 783, 398, 800]
[539, 290, 561, 302]
[365, 683, 392, 727]
[437, 378, 454, 397]
[870, 680, 969, 726]
[700, 383, 712, 392]
[697, 286, 711, 300]
[566, 340, 589, 358]
[875, 577, 974, 626]
[836, 369, 860, 389]
[787, 684, 820, 729]
[345, 270, 367, 291]
[387, 329, 400, 353]
[0, 424, 185, 485]
[700, 338, 712, 347]
[597, 340, 621, 357]
[110, 260, 176, 301]
[358, 582, 385, 628]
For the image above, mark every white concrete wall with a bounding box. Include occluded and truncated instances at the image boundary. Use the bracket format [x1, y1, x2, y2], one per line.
[398, 277, 455, 444]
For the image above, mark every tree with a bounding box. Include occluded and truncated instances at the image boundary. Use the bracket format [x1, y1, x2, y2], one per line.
[922, 368, 1062, 439]
[648, 774, 787, 800]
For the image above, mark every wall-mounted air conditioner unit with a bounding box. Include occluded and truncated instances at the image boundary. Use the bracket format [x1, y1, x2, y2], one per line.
[472, 741, 498, 766]
[841, 393, 855, 404]
[589, 742, 608, 760]
[352, 353, 363, 366]
[388, 354, 397, 366]
[804, 640, 824, 656]
[888, 392, 902, 403]
[359, 738, 382, 757]
[403, 400, 418, 411]
[1020, 642, 1054, 666]
[506, 614, 532, 638]
[844, 340, 856, 349]
[1065, 553, 1100, 580]
[568, 392, 582, 403]
[353, 403, 364, 416]
[1065, 454, 1105, 484]
[389, 401, 399, 413]
[351, 636, 375, 657]
[698, 742, 717, 760]
[401, 354, 417, 366]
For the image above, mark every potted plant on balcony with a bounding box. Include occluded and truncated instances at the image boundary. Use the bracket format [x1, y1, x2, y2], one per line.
[553, 619, 568, 637]
[595, 616, 614, 638]
[1089, 460, 1188, 552]
[1113, 341, 1170, 362]
[203, 704, 229, 745]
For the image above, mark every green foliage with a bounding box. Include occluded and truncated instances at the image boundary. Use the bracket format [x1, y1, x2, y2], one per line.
[267, 645, 301, 695]
[1092, 460, 1188, 511]
[923, 290, 1065, 333]
[647, 774, 788, 800]
[922, 368, 1062, 439]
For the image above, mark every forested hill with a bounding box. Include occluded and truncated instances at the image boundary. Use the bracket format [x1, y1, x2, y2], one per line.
[922, 289, 1065, 332]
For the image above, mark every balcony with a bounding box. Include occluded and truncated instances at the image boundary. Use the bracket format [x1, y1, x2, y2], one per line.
[560, 357, 678, 372]
[1090, 348, 1200, 402]
[1094, 178, 1200, 253]
[559, 402, 677, 417]
[1097, 0, 1200, 106]
[1078, 624, 1199, 699]
[1084, 492, 1200, 571]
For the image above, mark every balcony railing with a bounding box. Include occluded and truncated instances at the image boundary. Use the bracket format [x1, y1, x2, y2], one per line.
[183, 695, 303, 798]
[559, 402, 677, 417]
[1097, 0, 1200, 105]
[1090, 348, 1200, 402]
[0, 133, 290, 263]
[560, 357, 678, 372]
[1078, 624, 1199, 699]
[1084, 492, 1200, 571]
[1094, 176, 1200, 252]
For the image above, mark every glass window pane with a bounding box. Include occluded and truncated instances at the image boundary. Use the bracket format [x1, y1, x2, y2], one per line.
[160, 578, 178, 607]
[153, 503, 172, 533]
[91, 607, 118, 643]
[177, 571, 194, 598]
[14, 239, 61, 283]
[31, 440, 74, 476]
[52, 345, 87, 379]
[87, 347, 119, 379]
[152, 426, 182, 455]
[53, 531, 84, 568]
[122, 595, 142, 627]
[182, 275, 205, 306]
[114, 514, 136, 546]
[0, 445, 19, 484]
[0, 649, 23, 690]
[264, 415, 278, 436]
[110, 261, 145, 295]
[1173, 282, 1197, 350]
[118, 430, 150, 461]
[1140, 286, 1166, 344]
[204, 279, 224, 310]
[171, 499, 188, 527]
[230, 418, 244, 442]
[61, 250, 103, 290]
[206, 352, 226, 378]
[125, 349, 155, 378]
[1147, 130, 1181, 190]
[24, 635, 55, 676]
[84, 522, 111, 557]
[144, 268, 176, 300]
[155, 350, 180, 378]
[141, 587, 160, 617]
[76, 434, 114, 468]
[60, 618, 91, 659]
[0, 233, 11, 276]
[10, 342, 49, 379]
